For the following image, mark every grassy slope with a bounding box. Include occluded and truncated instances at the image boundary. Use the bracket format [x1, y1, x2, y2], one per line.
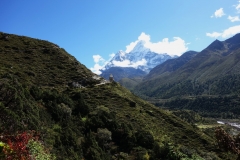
[0, 32, 100, 88]
[0, 32, 235, 159]
[119, 77, 143, 91]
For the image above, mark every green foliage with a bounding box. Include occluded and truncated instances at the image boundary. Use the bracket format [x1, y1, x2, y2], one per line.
[97, 128, 112, 144]
[161, 96, 240, 118]
[172, 110, 205, 124]
[135, 74, 240, 99]
[0, 141, 9, 159]
[27, 139, 55, 160]
[135, 130, 154, 149]
[83, 131, 111, 160]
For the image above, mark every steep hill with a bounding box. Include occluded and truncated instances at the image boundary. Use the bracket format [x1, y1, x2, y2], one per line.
[0, 32, 234, 159]
[0, 32, 102, 88]
[134, 33, 240, 99]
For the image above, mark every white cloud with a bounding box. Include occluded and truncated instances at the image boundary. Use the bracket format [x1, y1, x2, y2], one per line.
[221, 25, 240, 38]
[91, 54, 114, 74]
[112, 60, 131, 67]
[90, 63, 104, 75]
[206, 25, 240, 38]
[112, 59, 147, 68]
[125, 32, 188, 56]
[206, 32, 222, 38]
[146, 37, 188, 56]
[125, 41, 138, 53]
[211, 8, 225, 18]
[109, 53, 115, 59]
[236, 1, 240, 11]
[131, 59, 147, 67]
[138, 32, 151, 41]
[125, 33, 150, 53]
[228, 15, 240, 22]
[93, 55, 104, 63]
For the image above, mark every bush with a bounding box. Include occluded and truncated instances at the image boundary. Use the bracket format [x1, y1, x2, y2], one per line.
[27, 139, 55, 160]
[0, 131, 54, 160]
[135, 130, 154, 149]
[97, 128, 112, 149]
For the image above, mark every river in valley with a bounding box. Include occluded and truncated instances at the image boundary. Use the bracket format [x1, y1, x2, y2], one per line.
[217, 120, 240, 129]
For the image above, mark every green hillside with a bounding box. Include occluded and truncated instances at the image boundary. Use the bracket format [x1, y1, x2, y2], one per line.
[0, 32, 235, 159]
[0, 32, 101, 88]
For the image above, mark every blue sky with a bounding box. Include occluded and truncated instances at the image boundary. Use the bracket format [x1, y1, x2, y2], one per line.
[1, 0, 240, 74]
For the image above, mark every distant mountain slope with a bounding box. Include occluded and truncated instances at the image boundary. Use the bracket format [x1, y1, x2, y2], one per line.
[100, 67, 147, 82]
[134, 33, 240, 98]
[0, 32, 234, 159]
[118, 77, 143, 91]
[145, 51, 198, 80]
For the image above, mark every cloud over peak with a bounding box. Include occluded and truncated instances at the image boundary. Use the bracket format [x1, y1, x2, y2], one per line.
[125, 32, 188, 56]
[90, 54, 114, 75]
[125, 33, 150, 53]
[90, 32, 188, 74]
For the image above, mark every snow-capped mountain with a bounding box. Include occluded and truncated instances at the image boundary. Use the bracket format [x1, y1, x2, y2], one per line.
[103, 40, 174, 73]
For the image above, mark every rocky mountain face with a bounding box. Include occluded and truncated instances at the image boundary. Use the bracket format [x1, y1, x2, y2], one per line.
[101, 40, 173, 81]
[134, 33, 240, 99]
[0, 32, 234, 159]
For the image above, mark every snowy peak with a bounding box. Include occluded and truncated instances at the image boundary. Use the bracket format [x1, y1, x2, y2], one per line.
[102, 40, 175, 73]
[130, 40, 150, 53]
[112, 50, 127, 61]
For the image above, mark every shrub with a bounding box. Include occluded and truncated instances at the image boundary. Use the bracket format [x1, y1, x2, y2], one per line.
[0, 131, 55, 160]
[135, 130, 154, 149]
[27, 139, 55, 160]
[97, 128, 112, 149]
[0, 131, 32, 159]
